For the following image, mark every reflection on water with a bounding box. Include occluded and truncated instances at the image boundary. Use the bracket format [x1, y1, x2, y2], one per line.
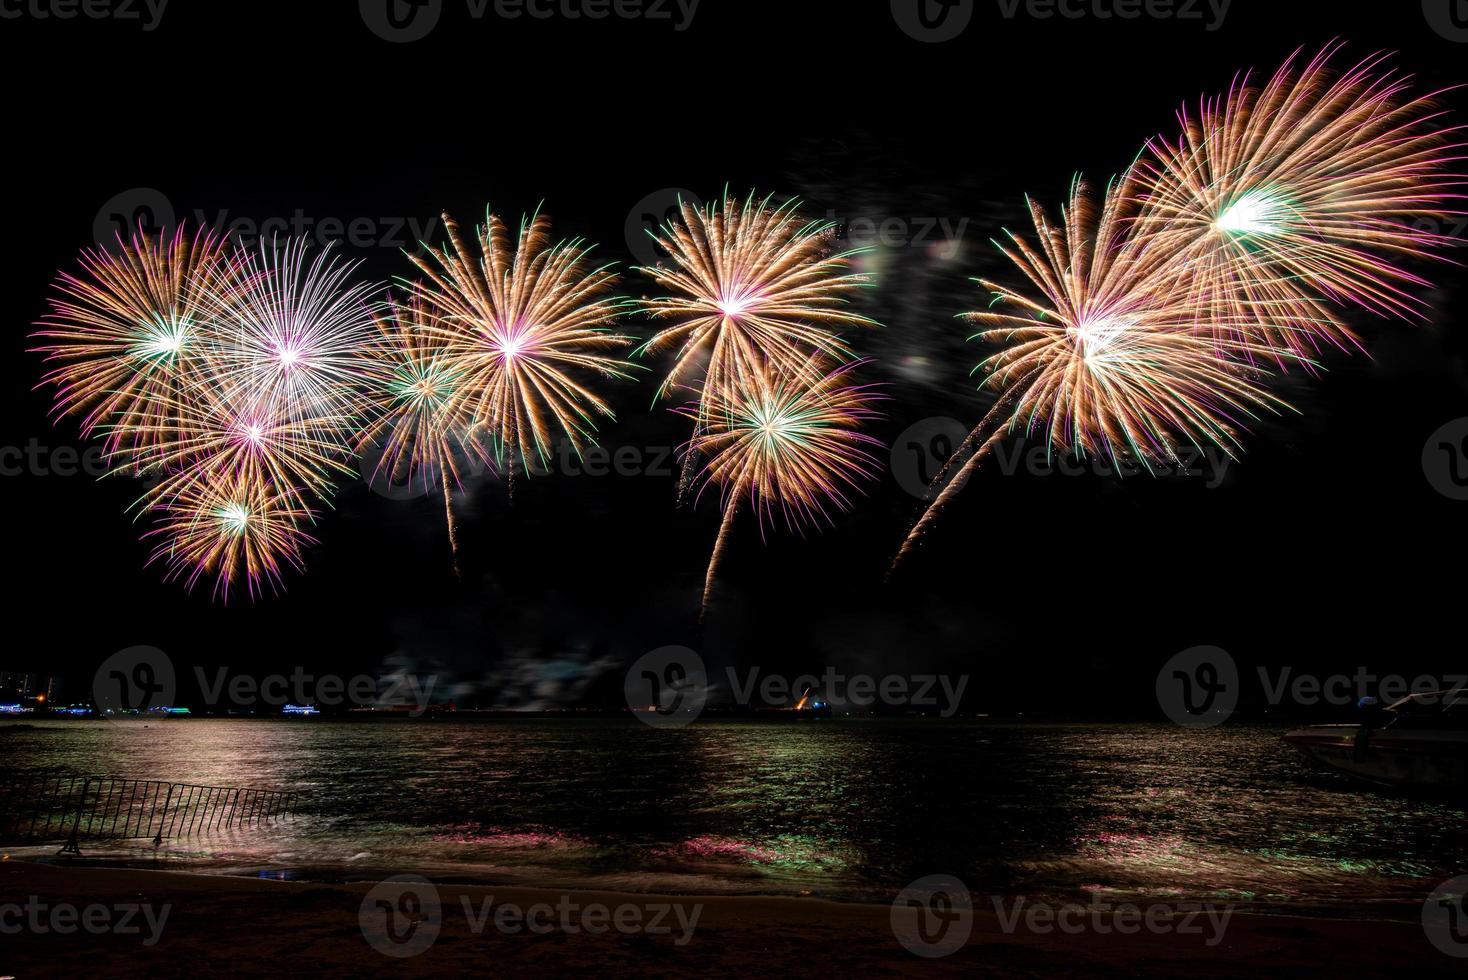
[1, 719, 1464, 912]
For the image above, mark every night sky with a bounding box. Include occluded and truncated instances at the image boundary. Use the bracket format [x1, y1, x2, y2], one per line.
[5, 0, 1466, 716]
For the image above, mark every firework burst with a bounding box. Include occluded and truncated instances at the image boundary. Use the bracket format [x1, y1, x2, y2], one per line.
[129, 370, 355, 513]
[685, 358, 883, 617]
[36, 230, 384, 599]
[406, 209, 635, 481]
[1129, 41, 1468, 362]
[637, 190, 877, 408]
[31, 223, 231, 464]
[892, 178, 1295, 573]
[146, 469, 318, 602]
[359, 294, 489, 576]
[125, 238, 385, 519]
[201, 236, 385, 453]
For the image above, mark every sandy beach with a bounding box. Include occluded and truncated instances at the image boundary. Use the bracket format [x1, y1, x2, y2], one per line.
[0, 859, 1457, 977]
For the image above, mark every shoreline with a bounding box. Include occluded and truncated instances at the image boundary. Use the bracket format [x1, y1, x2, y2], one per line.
[2, 860, 1459, 976]
[2, 849, 1437, 922]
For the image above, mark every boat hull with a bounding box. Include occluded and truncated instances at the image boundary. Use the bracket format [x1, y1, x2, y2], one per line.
[1285, 725, 1468, 790]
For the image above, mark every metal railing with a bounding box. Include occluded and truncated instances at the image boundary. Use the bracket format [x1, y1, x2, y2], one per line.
[1, 774, 300, 855]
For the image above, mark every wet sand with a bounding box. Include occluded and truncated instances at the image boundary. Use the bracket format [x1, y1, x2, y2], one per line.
[0, 860, 1456, 976]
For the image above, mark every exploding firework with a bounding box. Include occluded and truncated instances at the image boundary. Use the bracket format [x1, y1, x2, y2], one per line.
[129, 369, 356, 513]
[201, 236, 385, 452]
[124, 237, 385, 515]
[1129, 42, 1467, 362]
[637, 190, 877, 408]
[31, 224, 231, 464]
[146, 469, 318, 602]
[359, 294, 489, 575]
[685, 358, 883, 616]
[406, 209, 635, 480]
[36, 232, 385, 598]
[891, 178, 1294, 573]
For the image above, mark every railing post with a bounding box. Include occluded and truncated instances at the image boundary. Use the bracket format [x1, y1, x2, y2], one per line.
[56, 777, 88, 856]
[154, 784, 174, 847]
[16, 775, 299, 849]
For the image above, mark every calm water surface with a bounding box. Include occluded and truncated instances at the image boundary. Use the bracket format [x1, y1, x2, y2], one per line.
[3, 719, 1465, 914]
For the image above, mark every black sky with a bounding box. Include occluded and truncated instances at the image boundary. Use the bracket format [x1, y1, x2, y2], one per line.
[4, 0, 1466, 715]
